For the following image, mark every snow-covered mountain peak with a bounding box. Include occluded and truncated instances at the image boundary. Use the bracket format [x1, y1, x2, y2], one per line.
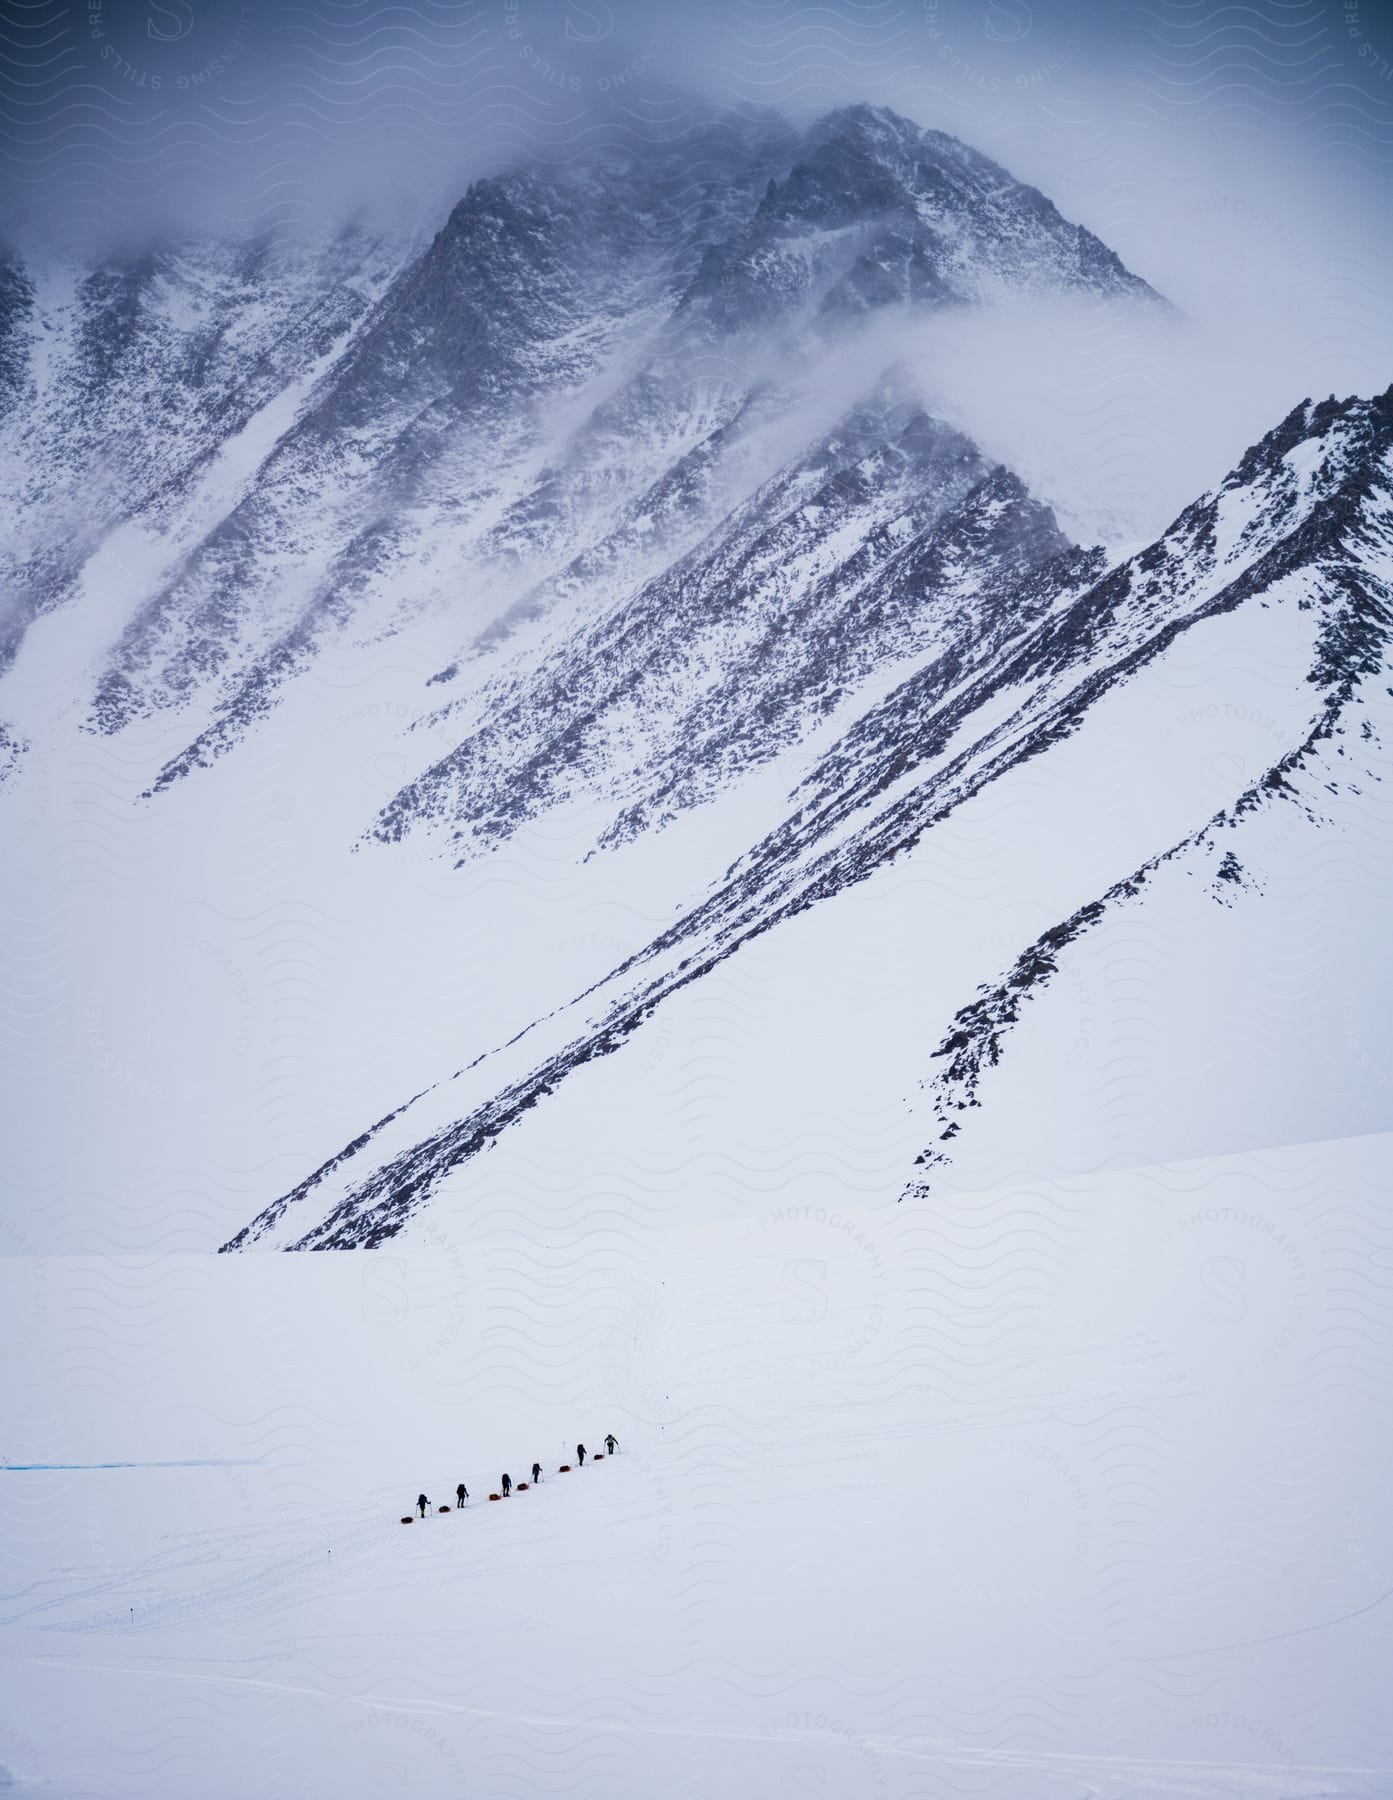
[0, 96, 1189, 809]
[1218, 384, 1393, 527]
[670, 103, 1162, 332]
[6, 65, 1392, 1798]
[1134, 381, 1393, 600]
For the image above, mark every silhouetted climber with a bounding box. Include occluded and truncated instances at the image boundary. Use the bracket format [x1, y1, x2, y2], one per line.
[604, 1435, 619, 1455]
[501, 1473, 512, 1496]
[456, 1483, 468, 1507]
[531, 1462, 542, 1484]
[417, 1493, 429, 1518]
[576, 1444, 586, 1466]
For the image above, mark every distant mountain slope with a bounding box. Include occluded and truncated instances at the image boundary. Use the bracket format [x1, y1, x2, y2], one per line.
[223, 386, 1393, 1250]
[368, 387, 1092, 860]
[1, 99, 1199, 1254]
[910, 389, 1393, 1191]
[0, 222, 414, 680]
[0, 103, 1160, 793]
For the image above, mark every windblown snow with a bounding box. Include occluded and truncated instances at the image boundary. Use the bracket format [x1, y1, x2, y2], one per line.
[1, 101, 1390, 1800]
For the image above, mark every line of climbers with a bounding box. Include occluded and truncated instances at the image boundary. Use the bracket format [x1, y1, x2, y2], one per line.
[411, 1436, 619, 1520]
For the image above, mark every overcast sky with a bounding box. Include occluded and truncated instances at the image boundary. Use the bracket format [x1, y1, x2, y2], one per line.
[3, 0, 1390, 244]
[2, 0, 1389, 535]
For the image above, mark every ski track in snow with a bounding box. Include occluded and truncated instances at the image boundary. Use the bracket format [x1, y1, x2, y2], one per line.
[11, 1651, 1388, 1798]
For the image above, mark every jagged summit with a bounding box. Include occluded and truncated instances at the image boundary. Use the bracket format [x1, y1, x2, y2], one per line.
[678, 101, 1161, 326]
[804, 101, 964, 163]
[1223, 382, 1393, 496]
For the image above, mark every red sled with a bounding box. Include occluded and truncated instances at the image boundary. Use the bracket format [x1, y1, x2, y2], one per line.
[593, 1454, 604, 1460]
[488, 1493, 501, 1501]
[438, 1505, 451, 1513]
[400, 1516, 413, 1525]
[517, 1482, 529, 1490]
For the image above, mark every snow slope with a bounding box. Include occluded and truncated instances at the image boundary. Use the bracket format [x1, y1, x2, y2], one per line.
[1, 100, 1167, 1257]
[1, 96, 1390, 1800]
[3, 1126, 1390, 1798]
[223, 388, 1393, 1252]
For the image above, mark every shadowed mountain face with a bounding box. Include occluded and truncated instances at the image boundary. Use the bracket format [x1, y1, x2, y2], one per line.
[0, 248, 34, 410]
[683, 104, 1157, 330]
[14, 102, 1383, 1259]
[367, 393, 1088, 861]
[1, 103, 1161, 760]
[0, 223, 415, 683]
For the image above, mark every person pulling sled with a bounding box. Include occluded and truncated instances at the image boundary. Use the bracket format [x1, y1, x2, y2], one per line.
[501, 1473, 512, 1496]
[417, 1493, 429, 1518]
[604, 1435, 619, 1455]
[531, 1462, 542, 1484]
[456, 1483, 469, 1507]
[576, 1444, 586, 1466]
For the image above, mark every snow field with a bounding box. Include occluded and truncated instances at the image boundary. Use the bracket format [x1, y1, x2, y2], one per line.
[3, 1120, 1389, 1797]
